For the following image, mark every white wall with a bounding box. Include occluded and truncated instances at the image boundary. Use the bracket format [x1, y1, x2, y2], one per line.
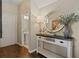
[0, 2, 18, 47]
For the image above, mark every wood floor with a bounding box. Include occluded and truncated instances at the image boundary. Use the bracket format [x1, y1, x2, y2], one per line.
[0, 44, 46, 58]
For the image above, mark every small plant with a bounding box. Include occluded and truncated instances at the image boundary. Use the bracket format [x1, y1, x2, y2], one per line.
[59, 13, 79, 37]
[59, 13, 79, 25]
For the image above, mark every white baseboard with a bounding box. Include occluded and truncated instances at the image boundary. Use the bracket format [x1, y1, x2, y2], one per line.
[29, 49, 36, 53]
[16, 42, 36, 53]
[17, 43, 28, 49]
[0, 41, 17, 48]
[16, 43, 23, 47]
[23, 45, 29, 49]
[0, 43, 16, 48]
[0, 41, 36, 54]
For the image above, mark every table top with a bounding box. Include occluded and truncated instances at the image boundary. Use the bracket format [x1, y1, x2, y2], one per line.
[36, 33, 74, 41]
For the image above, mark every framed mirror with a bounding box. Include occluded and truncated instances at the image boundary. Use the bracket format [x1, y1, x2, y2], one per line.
[45, 15, 64, 33]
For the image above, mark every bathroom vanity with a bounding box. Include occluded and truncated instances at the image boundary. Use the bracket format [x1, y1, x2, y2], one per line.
[36, 34, 74, 58]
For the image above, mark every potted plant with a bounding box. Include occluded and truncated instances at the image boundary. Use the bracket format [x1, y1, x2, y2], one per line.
[59, 13, 79, 37]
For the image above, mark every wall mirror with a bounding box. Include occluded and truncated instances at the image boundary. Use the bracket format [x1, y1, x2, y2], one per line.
[45, 12, 64, 33]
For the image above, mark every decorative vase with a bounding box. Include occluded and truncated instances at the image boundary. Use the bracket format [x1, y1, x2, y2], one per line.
[64, 24, 72, 37]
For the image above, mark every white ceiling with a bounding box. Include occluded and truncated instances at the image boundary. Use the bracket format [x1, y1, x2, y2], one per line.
[33, 0, 58, 9]
[2, 0, 22, 5]
[2, 0, 58, 8]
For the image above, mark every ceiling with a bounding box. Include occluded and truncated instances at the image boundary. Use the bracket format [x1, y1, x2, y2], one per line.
[33, 0, 58, 9]
[2, 0, 58, 8]
[2, 0, 22, 5]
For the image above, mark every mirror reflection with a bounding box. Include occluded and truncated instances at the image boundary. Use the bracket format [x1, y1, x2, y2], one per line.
[44, 13, 64, 33]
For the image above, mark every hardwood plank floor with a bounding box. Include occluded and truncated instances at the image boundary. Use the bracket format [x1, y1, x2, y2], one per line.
[0, 44, 46, 58]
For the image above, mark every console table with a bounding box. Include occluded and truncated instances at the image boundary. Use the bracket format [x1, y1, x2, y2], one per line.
[36, 34, 74, 58]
